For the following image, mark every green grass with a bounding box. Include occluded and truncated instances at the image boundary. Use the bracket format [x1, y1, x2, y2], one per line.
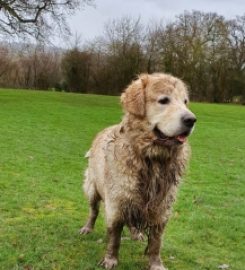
[0, 89, 244, 270]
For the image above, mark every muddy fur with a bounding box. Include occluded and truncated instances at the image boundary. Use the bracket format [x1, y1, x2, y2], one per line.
[80, 73, 195, 270]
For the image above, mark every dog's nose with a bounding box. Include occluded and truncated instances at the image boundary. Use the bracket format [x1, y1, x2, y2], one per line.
[182, 114, 197, 128]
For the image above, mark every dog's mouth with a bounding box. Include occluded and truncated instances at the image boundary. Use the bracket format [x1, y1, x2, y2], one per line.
[153, 126, 190, 145]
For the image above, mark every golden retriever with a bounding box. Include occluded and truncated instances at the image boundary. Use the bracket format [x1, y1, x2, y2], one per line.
[80, 73, 196, 270]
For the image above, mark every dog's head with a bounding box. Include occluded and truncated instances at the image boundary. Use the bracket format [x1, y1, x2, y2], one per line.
[121, 73, 196, 146]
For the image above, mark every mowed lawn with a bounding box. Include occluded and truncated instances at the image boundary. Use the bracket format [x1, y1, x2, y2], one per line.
[0, 89, 244, 270]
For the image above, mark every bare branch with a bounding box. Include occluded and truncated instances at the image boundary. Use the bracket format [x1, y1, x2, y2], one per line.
[0, 0, 94, 40]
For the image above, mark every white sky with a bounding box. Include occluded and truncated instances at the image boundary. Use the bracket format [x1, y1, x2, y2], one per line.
[66, 0, 245, 43]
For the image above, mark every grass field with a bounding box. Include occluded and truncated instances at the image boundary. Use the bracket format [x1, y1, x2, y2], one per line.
[0, 89, 244, 270]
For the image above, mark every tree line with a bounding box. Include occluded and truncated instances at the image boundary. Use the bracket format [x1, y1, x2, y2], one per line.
[0, 11, 244, 103]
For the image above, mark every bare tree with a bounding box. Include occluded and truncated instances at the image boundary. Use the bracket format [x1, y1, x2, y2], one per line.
[0, 43, 62, 89]
[103, 17, 145, 94]
[62, 47, 92, 92]
[144, 22, 164, 73]
[0, 45, 11, 78]
[226, 16, 245, 101]
[0, 0, 93, 40]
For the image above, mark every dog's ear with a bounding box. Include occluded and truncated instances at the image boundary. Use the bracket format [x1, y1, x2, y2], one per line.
[121, 74, 149, 117]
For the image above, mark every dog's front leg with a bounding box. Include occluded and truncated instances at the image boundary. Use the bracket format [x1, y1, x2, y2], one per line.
[148, 224, 167, 270]
[99, 220, 124, 269]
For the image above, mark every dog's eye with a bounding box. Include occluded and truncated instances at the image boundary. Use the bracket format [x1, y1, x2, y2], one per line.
[158, 97, 170, 105]
[184, 99, 188, 104]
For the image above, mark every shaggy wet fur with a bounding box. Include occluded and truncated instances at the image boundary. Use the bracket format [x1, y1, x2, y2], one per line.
[80, 73, 194, 270]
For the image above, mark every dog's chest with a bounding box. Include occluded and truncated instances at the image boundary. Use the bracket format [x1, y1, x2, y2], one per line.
[138, 156, 178, 198]
[122, 157, 179, 228]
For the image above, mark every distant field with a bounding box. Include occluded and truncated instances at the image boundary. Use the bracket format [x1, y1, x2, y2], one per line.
[0, 89, 244, 270]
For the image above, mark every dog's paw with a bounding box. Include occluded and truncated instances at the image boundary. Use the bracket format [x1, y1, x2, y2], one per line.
[99, 257, 118, 269]
[149, 263, 167, 270]
[79, 226, 92, 234]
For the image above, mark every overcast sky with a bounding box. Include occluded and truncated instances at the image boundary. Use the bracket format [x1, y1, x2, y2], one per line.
[66, 0, 245, 43]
